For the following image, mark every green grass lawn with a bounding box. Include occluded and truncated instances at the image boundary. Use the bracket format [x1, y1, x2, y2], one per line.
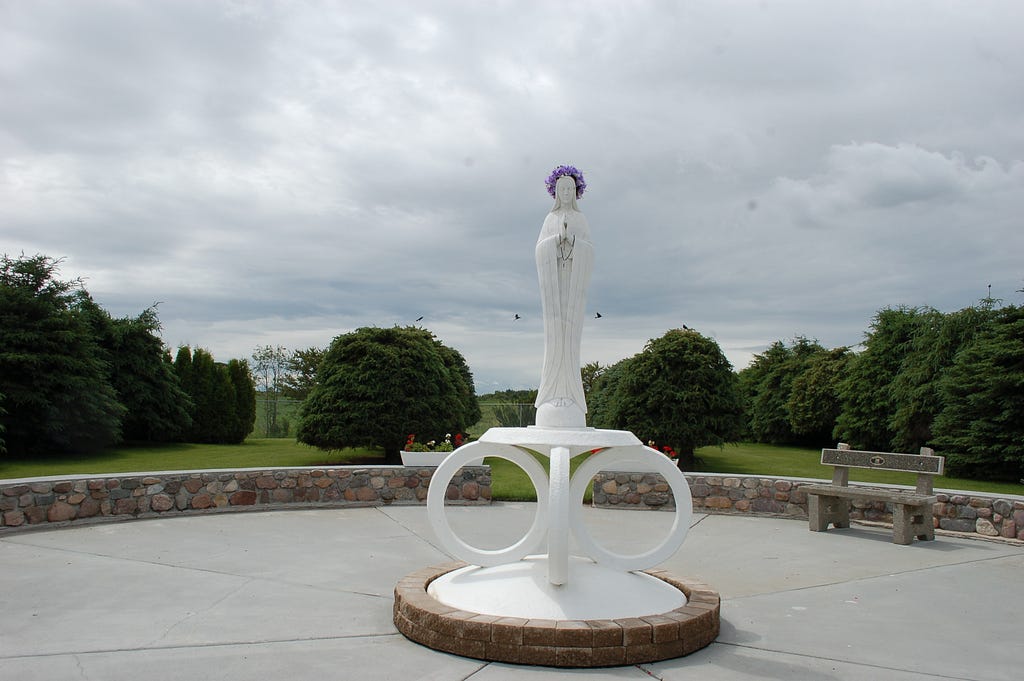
[485, 452, 597, 502]
[1, 439, 1020, 499]
[0, 439, 376, 480]
[695, 442, 1024, 496]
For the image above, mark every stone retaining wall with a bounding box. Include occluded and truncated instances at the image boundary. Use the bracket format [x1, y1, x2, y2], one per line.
[0, 466, 491, 534]
[593, 472, 1024, 542]
[4, 466, 1020, 543]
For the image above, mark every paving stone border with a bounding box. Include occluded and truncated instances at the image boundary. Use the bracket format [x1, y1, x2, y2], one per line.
[393, 561, 720, 667]
[0, 466, 490, 533]
[593, 471, 1024, 542]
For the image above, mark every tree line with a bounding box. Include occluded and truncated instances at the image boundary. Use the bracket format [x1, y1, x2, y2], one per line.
[481, 303, 1023, 481]
[1, 254, 255, 456]
[4, 254, 1020, 482]
[739, 301, 1023, 480]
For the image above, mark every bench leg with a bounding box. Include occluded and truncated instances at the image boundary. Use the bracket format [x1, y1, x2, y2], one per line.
[911, 505, 934, 541]
[892, 504, 933, 544]
[916, 516, 935, 542]
[808, 494, 848, 532]
[809, 494, 826, 531]
[892, 505, 914, 544]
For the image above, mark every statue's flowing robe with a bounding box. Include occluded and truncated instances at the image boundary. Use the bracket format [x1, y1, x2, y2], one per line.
[534, 209, 593, 412]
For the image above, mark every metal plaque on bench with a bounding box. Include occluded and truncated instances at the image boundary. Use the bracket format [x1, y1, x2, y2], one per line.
[821, 449, 944, 475]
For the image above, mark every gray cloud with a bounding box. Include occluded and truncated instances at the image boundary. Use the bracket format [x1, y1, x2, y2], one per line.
[3, 0, 1023, 390]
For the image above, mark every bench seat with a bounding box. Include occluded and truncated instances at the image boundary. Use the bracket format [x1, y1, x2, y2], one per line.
[802, 484, 937, 507]
[805, 445, 944, 545]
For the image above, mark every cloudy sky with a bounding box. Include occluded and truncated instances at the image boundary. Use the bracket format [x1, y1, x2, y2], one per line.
[3, 0, 1023, 392]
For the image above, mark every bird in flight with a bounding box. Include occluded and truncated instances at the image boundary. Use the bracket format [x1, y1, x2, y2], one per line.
[594, 312, 603, 319]
[415, 316, 423, 322]
[514, 314, 521, 320]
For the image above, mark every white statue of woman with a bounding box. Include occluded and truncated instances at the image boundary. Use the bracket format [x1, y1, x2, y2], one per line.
[534, 166, 594, 429]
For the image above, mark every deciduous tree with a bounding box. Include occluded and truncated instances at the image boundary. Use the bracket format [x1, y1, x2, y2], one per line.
[282, 346, 325, 401]
[484, 389, 538, 428]
[252, 344, 289, 436]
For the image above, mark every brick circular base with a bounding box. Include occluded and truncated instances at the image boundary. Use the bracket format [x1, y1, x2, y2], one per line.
[393, 561, 720, 667]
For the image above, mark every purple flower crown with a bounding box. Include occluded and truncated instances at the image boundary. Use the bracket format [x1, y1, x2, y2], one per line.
[545, 165, 587, 199]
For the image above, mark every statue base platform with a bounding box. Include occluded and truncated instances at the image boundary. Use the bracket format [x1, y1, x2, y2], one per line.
[478, 425, 643, 456]
[394, 560, 720, 667]
[397, 425, 717, 666]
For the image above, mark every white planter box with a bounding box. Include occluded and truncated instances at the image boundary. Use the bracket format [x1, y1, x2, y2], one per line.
[400, 451, 446, 467]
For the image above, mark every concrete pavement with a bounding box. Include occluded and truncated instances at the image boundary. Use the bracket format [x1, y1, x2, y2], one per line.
[1, 503, 1021, 680]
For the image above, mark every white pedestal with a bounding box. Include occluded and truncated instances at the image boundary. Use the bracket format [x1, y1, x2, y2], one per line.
[428, 555, 686, 620]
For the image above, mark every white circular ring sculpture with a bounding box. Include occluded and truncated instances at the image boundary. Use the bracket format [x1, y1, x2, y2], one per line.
[427, 441, 550, 567]
[427, 434, 692, 581]
[569, 446, 693, 571]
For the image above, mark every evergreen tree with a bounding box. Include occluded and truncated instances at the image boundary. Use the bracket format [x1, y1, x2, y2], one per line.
[589, 328, 744, 468]
[188, 349, 237, 444]
[933, 305, 1024, 480]
[786, 347, 852, 445]
[0, 392, 7, 454]
[297, 326, 480, 463]
[173, 347, 194, 401]
[434, 339, 482, 429]
[172, 346, 250, 444]
[90, 305, 192, 442]
[227, 359, 256, 443]
[834, 307, 929, 451]
[0, 254, 124, 456]
[587, 359, 630, 430]
[173, 346, 195, 440]
[888, 304, 998, 452]
[739, 337, 826, 445]
[580, 361, 605, 406]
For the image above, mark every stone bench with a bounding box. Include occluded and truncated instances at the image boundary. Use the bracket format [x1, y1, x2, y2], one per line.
[804, 444, 944, 545]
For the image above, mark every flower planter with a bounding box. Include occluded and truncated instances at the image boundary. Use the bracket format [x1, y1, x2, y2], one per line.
[400, 451, 446, 467]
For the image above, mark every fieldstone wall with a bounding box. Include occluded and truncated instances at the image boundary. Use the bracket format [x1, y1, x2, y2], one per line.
[4, 465, 1020, 543]
[0, 466, 490, 534]
[593, 472, 1024, 542]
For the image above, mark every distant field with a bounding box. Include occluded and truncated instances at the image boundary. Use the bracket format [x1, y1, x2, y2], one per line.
[1, 439, 1020, 499]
